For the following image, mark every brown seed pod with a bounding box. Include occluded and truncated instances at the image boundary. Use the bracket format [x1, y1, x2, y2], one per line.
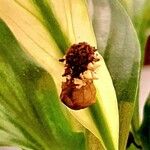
[59, 42, 100, 110]
[60, 79, 96, 110]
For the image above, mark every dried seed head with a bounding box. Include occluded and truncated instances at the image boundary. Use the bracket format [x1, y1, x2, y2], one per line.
[59, 42, 100, 110]
[62, 42, 96, 78]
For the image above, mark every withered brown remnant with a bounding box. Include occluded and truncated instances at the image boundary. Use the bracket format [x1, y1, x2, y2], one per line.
[60, 79, 96, 110]
[59, 42, 97, 78]
[59, 42, 98, 110]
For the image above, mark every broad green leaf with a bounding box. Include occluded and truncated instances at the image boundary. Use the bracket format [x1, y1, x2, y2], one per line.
[118, 0, 150, 145]
[0, 19, 86, 150]
[0, 1, 119, 150]
[90, 0, 141, 149]
[139, 93, 150, 150]
[118, 0, 149, 143]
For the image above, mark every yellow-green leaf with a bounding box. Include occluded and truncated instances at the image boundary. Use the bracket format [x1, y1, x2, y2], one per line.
[0, 1, 119, 149]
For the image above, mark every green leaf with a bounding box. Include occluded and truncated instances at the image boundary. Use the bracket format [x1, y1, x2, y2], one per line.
[0, 1, 119, 150]
[0, 19, 86, 150]
[90, 0, 141, 149]
[118, 0, 150, 143]
[139, 93, 150, 150]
